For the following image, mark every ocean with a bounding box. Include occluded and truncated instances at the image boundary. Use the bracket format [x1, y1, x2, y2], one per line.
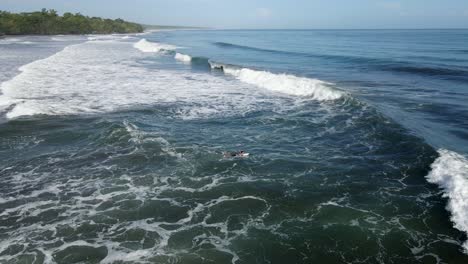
[0, 30, 467, 263]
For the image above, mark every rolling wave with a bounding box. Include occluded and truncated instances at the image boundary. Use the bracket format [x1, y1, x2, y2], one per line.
[213, 41, 387, 65]
[387, 65, 468, 77]
[210, 62, 343, 100]
[213, 41, 301, 56]
[174, 53, 192, 62]
[452, 49, 468, 54]
[133, 39, 177, 53]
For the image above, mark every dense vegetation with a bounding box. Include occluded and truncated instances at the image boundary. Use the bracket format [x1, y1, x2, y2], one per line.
[0, 9, 143, 35]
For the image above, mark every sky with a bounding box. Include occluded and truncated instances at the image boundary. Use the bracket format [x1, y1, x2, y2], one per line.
[1, 0, 468, 29]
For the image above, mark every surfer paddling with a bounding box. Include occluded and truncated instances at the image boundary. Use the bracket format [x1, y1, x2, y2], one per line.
[223, 150, 249, 158]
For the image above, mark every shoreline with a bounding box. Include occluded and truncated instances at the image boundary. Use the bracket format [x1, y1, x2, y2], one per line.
[0, 28, 203, 38]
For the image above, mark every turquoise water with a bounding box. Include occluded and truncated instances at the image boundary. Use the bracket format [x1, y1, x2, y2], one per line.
[0, 30, 468, 263]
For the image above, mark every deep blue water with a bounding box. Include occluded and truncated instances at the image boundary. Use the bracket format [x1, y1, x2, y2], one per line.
[0, 30, 468, 263]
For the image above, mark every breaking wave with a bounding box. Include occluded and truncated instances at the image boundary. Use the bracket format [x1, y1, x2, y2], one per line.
[210, 63, 343, 100]
[133, 39, 177, 53]
[426, 149, 468, 252]
[175, 52, 192, 62]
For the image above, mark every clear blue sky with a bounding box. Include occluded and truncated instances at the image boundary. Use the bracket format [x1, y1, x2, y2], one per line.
[1, 0, 468, 29]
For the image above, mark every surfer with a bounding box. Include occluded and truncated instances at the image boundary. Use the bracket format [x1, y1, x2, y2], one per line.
[223, 150, 248, 157]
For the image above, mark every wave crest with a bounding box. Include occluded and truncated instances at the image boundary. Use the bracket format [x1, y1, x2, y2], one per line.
[133, 39, 177, 53]
[175, 53, 192, 62]
[426, 149, 468, 253]
[211, 63, 343, 100]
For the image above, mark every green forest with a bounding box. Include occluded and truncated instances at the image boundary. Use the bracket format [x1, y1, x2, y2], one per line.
[0, 9, 144, 35]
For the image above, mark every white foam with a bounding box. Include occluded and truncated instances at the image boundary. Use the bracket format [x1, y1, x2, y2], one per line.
[0, 40, 279, 120]
[101, 249, 150, 263]
[123, 121, 183, 158]
[133, 39, 177, 53]
[426, 149, 468, 252]
[216, 65, 343, 100]
[51, 36, 86, 42]
[0, 38, 20, 44]
[87, 34, 132, 41]
[175, 52, 192, 62]
[0, 157, 273, 263]
[0, 38, 34, 45]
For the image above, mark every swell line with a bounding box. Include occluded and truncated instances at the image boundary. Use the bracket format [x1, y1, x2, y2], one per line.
[213, 41, 468, 79]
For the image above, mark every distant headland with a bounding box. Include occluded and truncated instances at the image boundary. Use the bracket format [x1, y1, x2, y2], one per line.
[0, 9, 144, 35]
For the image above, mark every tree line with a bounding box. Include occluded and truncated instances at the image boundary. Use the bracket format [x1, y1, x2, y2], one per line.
[0, 9, 144, 35]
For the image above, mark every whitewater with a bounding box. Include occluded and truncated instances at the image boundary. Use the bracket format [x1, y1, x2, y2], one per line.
[1, 31, 468, 264]
[0, 38, 343, 120]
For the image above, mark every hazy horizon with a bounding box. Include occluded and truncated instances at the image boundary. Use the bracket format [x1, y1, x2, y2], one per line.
[1, 0, 468, 29]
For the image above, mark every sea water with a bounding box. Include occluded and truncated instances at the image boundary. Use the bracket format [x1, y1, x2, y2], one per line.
[0, 30, 468, 263]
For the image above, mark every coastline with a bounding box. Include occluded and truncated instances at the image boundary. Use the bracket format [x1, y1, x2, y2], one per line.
[0, 28, 202, 38]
